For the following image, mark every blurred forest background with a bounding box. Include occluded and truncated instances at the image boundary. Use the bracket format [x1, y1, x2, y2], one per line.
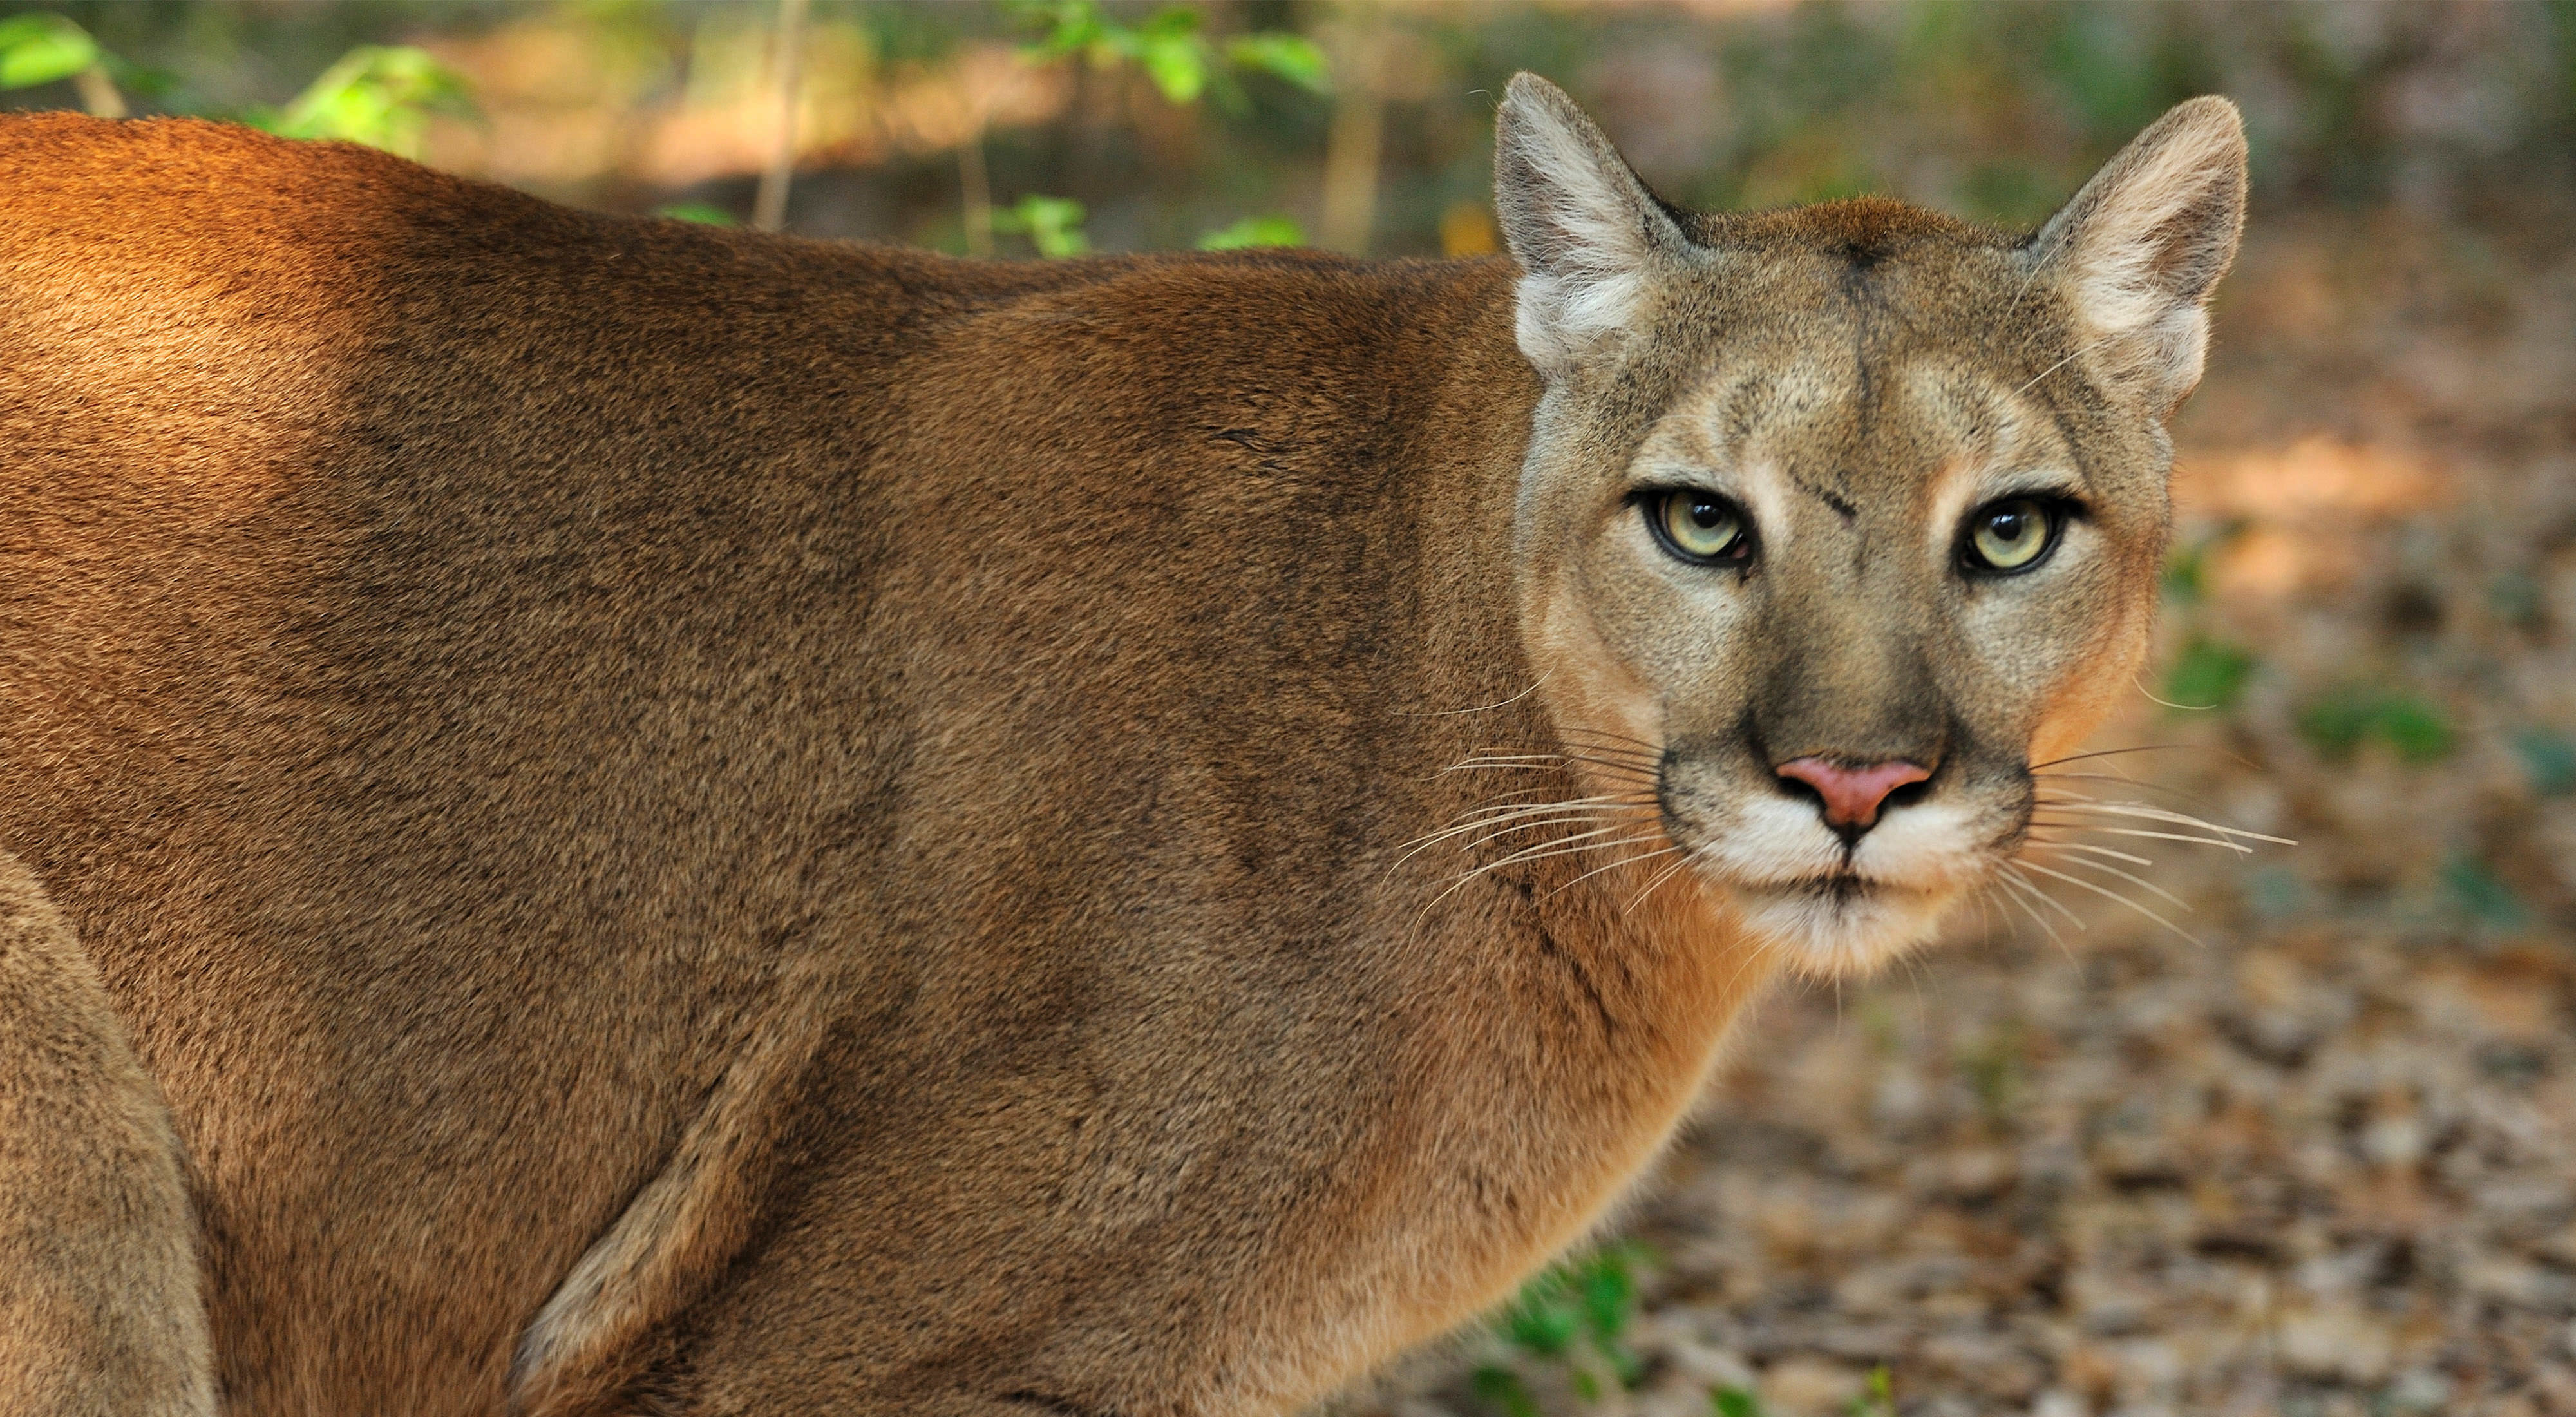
[9, 2, 2576, 1415]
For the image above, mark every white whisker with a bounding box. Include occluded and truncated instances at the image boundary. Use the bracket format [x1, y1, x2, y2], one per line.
[2032, 799, 2293, 845]
[1992, 871, 2067, 952]
[1622, 846, 1702, 915]
[2020, 844, 2191, 910]
[2002, 864, 2087, 930]
[1388, 799, 1641, 877]
[2022, 835, 2155, 867]
[2027, 819, 2254, 853]
[1399, 675, 1549, 718]
[1547, 841, 1681, 899]
[1473, 824, 1665, 875]
[2014, 858, 2202, 946]
[2012, 346, 2085, 397]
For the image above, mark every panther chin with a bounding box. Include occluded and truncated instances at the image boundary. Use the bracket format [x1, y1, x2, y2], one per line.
[1721, 870, 1969, 979]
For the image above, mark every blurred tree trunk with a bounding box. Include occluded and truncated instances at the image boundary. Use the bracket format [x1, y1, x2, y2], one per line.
[73, 67, 125, 119]
[753, 0, 808, 233]
[960, 126, 994, 257]
[1319, 2, 1385, 256]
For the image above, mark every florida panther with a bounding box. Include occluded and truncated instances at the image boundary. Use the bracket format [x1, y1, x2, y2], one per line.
[0, 74, 2242, 1416]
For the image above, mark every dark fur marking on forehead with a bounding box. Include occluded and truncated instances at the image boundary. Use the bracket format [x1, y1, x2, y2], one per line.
[1802, 482, 1859, 520]
[2043, 397, 2104, 497]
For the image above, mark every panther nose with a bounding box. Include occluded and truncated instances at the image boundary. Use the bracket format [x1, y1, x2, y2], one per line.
[1775, 757, 1934, 832]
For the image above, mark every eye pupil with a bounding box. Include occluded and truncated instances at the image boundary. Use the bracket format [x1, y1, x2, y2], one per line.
[1967, 497, 2057, 572]
[1653, 490, 1747, 564]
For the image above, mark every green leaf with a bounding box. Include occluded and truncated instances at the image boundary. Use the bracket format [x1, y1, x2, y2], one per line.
[102, 54, 179, 100]
[0, 12, 100, 90]
[1576, 1248, 1638, 1345]
[656, 202, 737, 226]
[2295, 690, 2374, 759]
[269, 46, 474, 158]
[992, 195, 1091, 258]
[2161, 634, 2255, 712]
[1470, 1365, 1543, 1417]
[2489, 569, 2543, 626]
[2374, 696, 2454, 763]
[1224, 32, 1329, 93]
[1712, 1389, 1765, 1417]
[1137, 32, 1208, 103]
[1015, 0, 1105, 60]
[1845, 1365, 1897, 1416]
[2442, 852, 2528, 928]
[1499, 1292, 1578, 1357]
[2516, 728, 2576, 796]
[2296, 687, 2454, 764]
[1197, 215, 1305, 250]
[2159, 548, 2207, 604]
[1135, 6, 1204, 40]
[1577, 1257, 1638, 1391]
[1495, 1262, 1579, 1357]
[2159, 517, 2250, 605]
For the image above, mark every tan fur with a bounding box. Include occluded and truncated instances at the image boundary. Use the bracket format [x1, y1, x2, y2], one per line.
[0, 77, 2241, 1414]
[0, 852, 211, 1416]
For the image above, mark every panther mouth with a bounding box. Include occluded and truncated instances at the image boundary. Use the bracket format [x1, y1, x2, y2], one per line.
[1740, 868, 1908, 909]
[1715, 861, 1975, 978]
[1774, 871, 1874, 902]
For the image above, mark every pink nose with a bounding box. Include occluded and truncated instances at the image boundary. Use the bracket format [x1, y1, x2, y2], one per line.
[1776, 757, 1933, 830]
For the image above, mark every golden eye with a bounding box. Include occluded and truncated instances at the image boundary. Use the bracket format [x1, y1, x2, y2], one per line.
[1656, 490, 1748, 563]
[1966, 498, 2056, 573]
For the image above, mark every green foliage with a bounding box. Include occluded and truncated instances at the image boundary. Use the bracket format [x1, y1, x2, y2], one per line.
[2442, 852, 2530, 929]
[1473, 1242, 1652, 1414]
[1958, 158, 2055, 225]
[2160, 518, 2249, 605]
[1472, 1365, 1546, 1417]
[0, 11, 97, 89]
[655, 202, 737, 227]
[2036, 4, 2177, 144]
[2514, 727, 2576, 796]
[1846, 1365, 1897, 1417]
[1697, 1367, 1896, 1417]
[1197, 215, 1304, 250]
[1018, 0, 1327, 108]
[2161, 634, 2256, 713]
[1221, 32, 1329, 94]
[1958, 1022, 2023, 1127]
[994, 195, 1092, 257]
[2488, 569, 2543, 627]
[2295, 687, 2456, 764]
[1138, 8, 1218, 104]
[245, 46, 473, 158]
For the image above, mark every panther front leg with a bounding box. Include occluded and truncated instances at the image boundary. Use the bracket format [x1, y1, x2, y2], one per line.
[0, 848, 211, 1417]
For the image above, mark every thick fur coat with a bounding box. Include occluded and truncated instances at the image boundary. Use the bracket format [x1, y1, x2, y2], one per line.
[0, 77, 2243, 1416]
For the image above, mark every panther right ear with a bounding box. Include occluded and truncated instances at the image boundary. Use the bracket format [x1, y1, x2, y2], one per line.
[2025, 96, 2248, 418]
[1493, 73, 1699, 381]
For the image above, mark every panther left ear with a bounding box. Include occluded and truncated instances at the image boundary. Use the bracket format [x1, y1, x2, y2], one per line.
[2026, 96, 2249, 418]
[1493, 73, 1699, 381]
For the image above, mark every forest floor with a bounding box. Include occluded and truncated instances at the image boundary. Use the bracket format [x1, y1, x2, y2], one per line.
[1330, 204, 2576, 1417]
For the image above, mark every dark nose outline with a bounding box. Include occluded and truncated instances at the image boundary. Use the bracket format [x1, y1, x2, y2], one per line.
[1775, 757, 1934, 839]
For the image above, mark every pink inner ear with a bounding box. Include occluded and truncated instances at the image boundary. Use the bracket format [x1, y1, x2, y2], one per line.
[1776, 757, 1934, 828]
